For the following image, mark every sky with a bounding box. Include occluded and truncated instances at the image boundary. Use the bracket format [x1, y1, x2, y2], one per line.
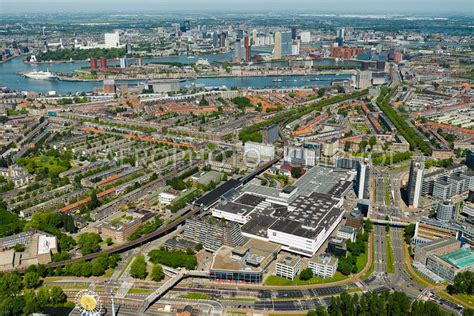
[1, 0, 473, 15]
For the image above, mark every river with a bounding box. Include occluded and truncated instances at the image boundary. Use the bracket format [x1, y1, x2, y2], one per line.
[0, 53, 355, 95]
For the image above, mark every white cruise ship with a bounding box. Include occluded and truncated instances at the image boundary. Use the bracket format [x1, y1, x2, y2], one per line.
[24, 70, 58, 80]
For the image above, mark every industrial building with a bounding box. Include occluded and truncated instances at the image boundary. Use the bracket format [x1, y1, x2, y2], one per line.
[211, 165, 352, 256]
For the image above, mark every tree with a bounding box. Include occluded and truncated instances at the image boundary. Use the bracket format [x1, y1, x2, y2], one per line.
[77, 232, 102, 255]
[13, 243, 25, 252]
[195, 243, 203, 252]
[307, 306, 329, 316]
[344, 141, 352, 152]
[0, 272, 23, 298]
[364, 219, 373, 233]
[299, 268, 313, 281]
[36, 287, 50, 307]
[63, 214, 77, 233]
[49, 287, 66, 305]
[151, 264, 165, 282]
[447, 271, 473, 295]
[105, 237, 113, 246]
[404, 223, 415, 244]
[291, 167, 303, 178]
[359, 140, 368, 152]
[23, 290, 41, 315]
[58, 234, 76, 252]
[337, 258, 353, 276]
[369, 136, 377, 148]
[87, 191, 99, 210]
[23, 272, 41, 289]
[317, 88, 326, 97]
[130, 255, 147, 279]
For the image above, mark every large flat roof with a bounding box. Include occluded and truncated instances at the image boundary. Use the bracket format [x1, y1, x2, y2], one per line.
[417, 237, 459, 252]
[441, 248, 474, 269]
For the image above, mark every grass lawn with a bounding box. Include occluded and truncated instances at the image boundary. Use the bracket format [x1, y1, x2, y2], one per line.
[17, 152, 71, 179]
[222, 297, 257, 301]
[264, 271, 347, 286]
[356, 241, 369, 272]
[389, 164, 410, 173]
[128, 288, 153, 294]
[118, 256, 134, 279]
[454, 294, 474, 307]
[361, 232, 375, 280]
[438, 291, 474, 310]
[180, 293, 212, 300]
[103, 268, 114, 278]
[386, 234, 395, 273]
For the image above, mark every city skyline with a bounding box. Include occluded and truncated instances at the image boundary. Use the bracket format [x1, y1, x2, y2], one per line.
[2, 0, 474, 15]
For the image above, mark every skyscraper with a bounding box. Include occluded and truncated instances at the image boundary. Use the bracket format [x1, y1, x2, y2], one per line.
[466, 150, 474, 170]
[252, 29, 258, 45]
[291, 27, 297, 40]
[180, 21, 190, 33]
[219, 33, 227, 48]
[355, 159, 370, 200]
[244, 35, 251, 63]
[273, 32, 282, 60]
[336, 28, 345, 47]
[407, 160, 425, 208]
[234, 38, 242, 61]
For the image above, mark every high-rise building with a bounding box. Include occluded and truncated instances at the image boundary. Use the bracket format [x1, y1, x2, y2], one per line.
[291, 40, 300, 56]
[252, 29, 258, 45]
[467, 150, 474, 170]
[119, 57, 128, 69]
[300, 31, 311, 43]
[234, 38, 242, 61]
[273, 32, 282, 60]
[355, 70, 372, 89]
[407, 160, 425, 208]
[212, 32, 219, 47]
[103, 79, 116, 94]
[104, 31, 120, 48]
[291, 27, 297, 40]
[244, 35, 251, 63]
[336, 28, 345, 40]
[336, 28, 345, 47]
[355, 159, 370, 199]
[126, 43, 132, 55]
[219, 33, 227, 48]
[236, 29, 244, 40]
[90, 58, 97, 70]
[180, 20, 190, 33]
[437, 201, 455, 221]
[99, 58, 107, 69]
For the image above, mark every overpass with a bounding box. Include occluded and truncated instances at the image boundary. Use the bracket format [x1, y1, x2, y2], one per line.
[369, 218, 410, 227]
[140, 270, 210, 313]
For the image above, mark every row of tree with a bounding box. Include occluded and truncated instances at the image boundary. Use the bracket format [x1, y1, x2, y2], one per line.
[0, 271, 67, 315]
[238, 89, 368, 143]
[372, 151, 413, 166]
[308, 291, 450, 316]
[376, 86, 432, 155]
